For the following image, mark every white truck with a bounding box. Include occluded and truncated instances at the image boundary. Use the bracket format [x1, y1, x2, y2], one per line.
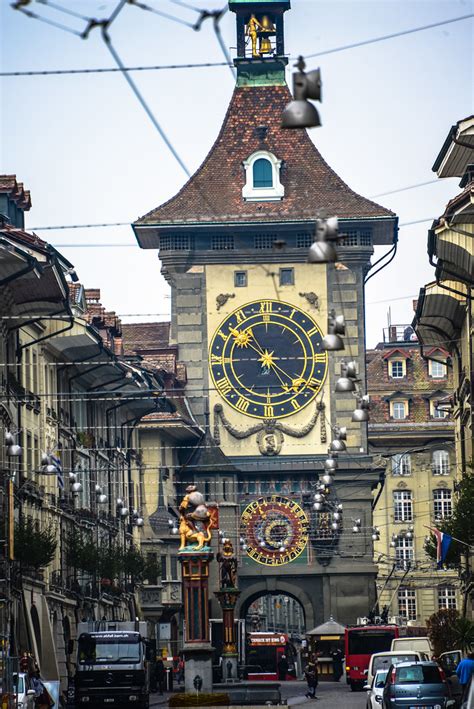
[71, 620, 153, 709]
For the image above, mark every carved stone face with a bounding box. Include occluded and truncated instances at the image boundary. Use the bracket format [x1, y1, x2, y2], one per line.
[188, 491, 205, 506]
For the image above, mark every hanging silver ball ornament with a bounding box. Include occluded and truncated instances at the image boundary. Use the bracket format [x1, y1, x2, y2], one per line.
[332, 512, 341, 521]
[71, 482, 82, 493]
[314, 493, 323, 502]
[171, 527, 178, 535]
[313, 502, 322, 511]
[5, 431, 15, 446]
[41, 453, 50, 466]
[95, 484, 102, 493]
[45, 464, 57, 474]
[116, 498, 124, 507]
[7, 444, 22, 457]
[135, 517, 144, 527]
[120, 507, 129, 517]
[98, 494, 108, 504]
[331, 522, 339, 530]
[321, 474, 333, 486]
[69, 472, 76, 481]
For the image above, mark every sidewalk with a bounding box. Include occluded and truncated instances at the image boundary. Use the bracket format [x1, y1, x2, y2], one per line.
[150, 690, 172, 706]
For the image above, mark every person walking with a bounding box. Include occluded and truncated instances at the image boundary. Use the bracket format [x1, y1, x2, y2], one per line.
[277, 654, 289, 681]
[456, 652, 474, 701]
[331, 648, 343, 682]
[304, 655, 319, 700]
[155, 657, 166, 695]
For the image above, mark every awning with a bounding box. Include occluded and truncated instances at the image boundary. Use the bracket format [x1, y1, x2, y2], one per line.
[307, 617, 346, 636]
[413, 280, 466, 350]
[432, 115, 474, 178]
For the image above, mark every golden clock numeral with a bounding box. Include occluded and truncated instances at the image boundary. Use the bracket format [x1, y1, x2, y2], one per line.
[262, 314, 270, 322]
[307, 326, 318, 336]
[259, 301, 273, 313]
[210, 353, 221, 365]
[313, 352, 327, 362]
[308, 377, 322, 391]
[264, 405, 274, 417]
[216, 377, 232, 395]
[217, 329, 228, 342]
[291, 400, 301, 411]
[235, 397, 250, 412]
[223, 357, 231, 365]
[235, 310, 246, 324]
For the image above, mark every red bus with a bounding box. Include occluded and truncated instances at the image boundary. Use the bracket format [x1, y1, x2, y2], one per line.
[245, 632, 297, 681]
[345, 625, 400, 691]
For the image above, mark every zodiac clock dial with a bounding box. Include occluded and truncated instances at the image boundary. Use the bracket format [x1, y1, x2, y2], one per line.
[241, 495, 309, 566]
[209, 299, 328, 419]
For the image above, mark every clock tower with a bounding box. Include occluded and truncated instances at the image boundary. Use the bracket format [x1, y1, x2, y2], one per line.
[133, 0, 397, 626]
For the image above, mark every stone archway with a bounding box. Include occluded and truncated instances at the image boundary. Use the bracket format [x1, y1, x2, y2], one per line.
[237, 580, 314, 631]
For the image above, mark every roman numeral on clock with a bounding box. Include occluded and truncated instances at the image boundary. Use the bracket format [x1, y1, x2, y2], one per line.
[259, 301, 273, 313]
[313, 352, 326, 362]
[216, 377, 232, 395]
[210, 353, 221, 365]
[291, 400, 301, 411]
[235, 397, 249, 412]
[235, 310, 246, 324]
[308, 377, 322, 391]
[264, 405, 274, 417]
[307, 326, 318, 336]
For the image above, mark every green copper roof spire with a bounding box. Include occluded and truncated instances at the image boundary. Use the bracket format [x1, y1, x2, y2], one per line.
[229, 0, 291, 86]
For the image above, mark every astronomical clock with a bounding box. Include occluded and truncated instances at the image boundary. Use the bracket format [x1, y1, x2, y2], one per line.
[209, 298, 330, 566]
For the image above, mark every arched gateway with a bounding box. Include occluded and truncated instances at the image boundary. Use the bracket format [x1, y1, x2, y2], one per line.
[133, 0, 397, 626]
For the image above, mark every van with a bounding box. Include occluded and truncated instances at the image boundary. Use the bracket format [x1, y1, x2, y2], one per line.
[390, 636, 432, 655]
[366, 650, 428, 687]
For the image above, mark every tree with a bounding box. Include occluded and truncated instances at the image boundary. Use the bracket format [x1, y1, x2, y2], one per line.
[15, 518, 57, 570]
[424, 464, 474, 616]
[453, 616, 474, 654]
[427, 608, 460, 655]
[66, 529, 98, 575]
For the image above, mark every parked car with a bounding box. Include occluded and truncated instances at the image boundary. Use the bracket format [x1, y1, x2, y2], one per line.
[367, 650, 428, 687]
[364, 668, 388, 708]
[382, 661, 457, 709]
[12, 673, 35, 709]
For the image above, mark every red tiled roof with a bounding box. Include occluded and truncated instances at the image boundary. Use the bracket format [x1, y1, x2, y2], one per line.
[0, 221, 48, 250]
[121, 322, 171, 353]
[0, 175, 32, 210]
[135, 85, 395, 227]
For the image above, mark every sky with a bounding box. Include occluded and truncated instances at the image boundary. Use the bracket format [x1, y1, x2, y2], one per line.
[1, 0, 473, 347]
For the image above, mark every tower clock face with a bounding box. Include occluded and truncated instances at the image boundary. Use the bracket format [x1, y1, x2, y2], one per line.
[209, 299, 328, 419]
[241, 495, 309, 566]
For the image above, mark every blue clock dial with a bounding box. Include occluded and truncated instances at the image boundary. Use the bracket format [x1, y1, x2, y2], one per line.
[209, 299, 328, 419]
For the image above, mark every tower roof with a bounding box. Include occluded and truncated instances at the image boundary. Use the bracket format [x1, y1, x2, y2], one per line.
[134, 84, 396, 244]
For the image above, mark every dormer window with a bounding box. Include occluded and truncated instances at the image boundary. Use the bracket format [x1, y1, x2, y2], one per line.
[242, 150, 284, 202]
[253, 158, 273, 188]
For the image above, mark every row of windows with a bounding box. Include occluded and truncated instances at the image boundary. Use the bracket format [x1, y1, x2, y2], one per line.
[393, 488, 452, 522]
[398, 586, 457, 620]
[158, 230, 373, 252]
[392, 450, 450, 476]
[234, 268, 294, 288]
[388, 358, 447, 379]
[390, 399, 449, 420]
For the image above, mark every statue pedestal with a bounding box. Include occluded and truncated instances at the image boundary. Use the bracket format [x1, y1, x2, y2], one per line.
[215, 588, 241, 683]
[179, 549, 214, 693]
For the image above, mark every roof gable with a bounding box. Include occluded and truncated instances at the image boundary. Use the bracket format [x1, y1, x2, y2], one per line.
[134, 84, 395, 240]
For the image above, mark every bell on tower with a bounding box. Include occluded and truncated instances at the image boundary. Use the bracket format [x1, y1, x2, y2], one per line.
[230, 0, 290, 86]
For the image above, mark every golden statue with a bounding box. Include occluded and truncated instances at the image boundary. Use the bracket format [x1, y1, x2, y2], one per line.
[178, 485, 212, 551]
[217, 538, 238, 588]
[246, 14, 263, 58]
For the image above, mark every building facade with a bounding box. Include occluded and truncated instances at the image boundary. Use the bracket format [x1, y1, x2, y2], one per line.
[0, 176, 172, 692]
[368, 325, 460, 624]
[132, 0, 398, 627]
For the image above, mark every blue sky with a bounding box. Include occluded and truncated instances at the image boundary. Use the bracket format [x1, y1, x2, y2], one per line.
[1, 0, 473, 346]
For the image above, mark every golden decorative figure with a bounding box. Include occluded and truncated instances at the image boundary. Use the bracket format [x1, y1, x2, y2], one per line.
[178, 485, 213, 551]
[217, 539, 238, 588]
[246, 14, 263, 58]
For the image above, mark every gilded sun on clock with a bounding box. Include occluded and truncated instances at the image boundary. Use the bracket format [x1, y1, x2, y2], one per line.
[209, 299, 328, 419]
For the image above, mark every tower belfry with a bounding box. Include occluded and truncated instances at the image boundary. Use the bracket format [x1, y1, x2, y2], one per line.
[230, 0, 290, 85]
[133, 0, 397, 627]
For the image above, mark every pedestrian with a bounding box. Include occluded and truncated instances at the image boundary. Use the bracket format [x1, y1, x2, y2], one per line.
[176, 655, 185, 684]
[456, 652, 474, 701]
[304, 656, 319, 700]
[331, 648, 343, 682]
[277, 654, 289, 681]
[30, 671, 54, 708]
[155, 657, 166, 695]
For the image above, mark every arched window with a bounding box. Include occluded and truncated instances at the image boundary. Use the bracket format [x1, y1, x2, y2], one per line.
[253, 158, 273, 188]
[242, 150, 284, 201]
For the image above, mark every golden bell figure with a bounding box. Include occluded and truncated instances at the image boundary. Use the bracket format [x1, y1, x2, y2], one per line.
[246, 14, 263, 58]
[259, 37, 272, 55]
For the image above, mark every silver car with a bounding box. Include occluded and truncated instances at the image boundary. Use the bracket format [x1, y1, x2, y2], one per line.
[13, 673, 36, 709]
[364, 669, 388, 708]
[382, 661, 457, 708]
